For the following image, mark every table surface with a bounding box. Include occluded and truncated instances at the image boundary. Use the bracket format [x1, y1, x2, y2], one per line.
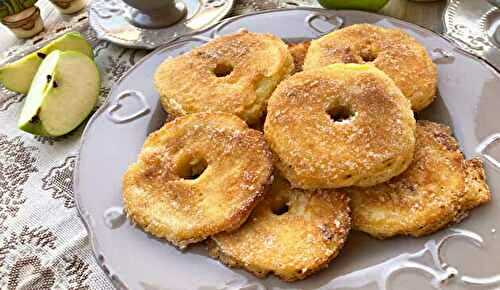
[0, 0, 446, 53]
[0, 1, 447, 289]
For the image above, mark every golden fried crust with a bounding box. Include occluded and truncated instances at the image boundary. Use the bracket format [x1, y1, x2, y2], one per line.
[208, 176, 351, 282]
[348, 121, 490, 239]
[122, 113, 273, 248]
[461, 158, 492, 213]
[288, 41, 310, 74]
[304, 24, 437, 111]
[154, 31, 294, 125]
[264, 63, 416, 189]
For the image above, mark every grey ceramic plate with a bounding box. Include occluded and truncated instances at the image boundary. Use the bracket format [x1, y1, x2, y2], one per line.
[75, 8, 500, 290]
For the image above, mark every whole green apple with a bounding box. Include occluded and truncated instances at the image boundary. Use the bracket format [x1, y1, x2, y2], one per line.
[318, 0, 390, 11]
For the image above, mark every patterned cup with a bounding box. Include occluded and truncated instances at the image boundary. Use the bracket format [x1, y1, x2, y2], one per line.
[121, 0, 187, 28]
[1, 6, 44, 38]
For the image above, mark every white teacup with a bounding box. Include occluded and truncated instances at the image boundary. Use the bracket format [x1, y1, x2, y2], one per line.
[122, 0, 186, 28]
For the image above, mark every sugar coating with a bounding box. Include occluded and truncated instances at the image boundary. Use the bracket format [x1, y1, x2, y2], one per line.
[154, 31, 294, 125]
[347, 121, 492, 238]
[122, 112, 273, 249]
[264, 63, 416, 189]
[209, 176, 351, 282]
[304, 24, 437, 112]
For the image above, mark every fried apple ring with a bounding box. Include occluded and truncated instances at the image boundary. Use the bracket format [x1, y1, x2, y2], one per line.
[288, 41, 310, 74]
[304, 24, 437, 111]
[264, 63, 416, 189]
[347, 121, 491, 239]
[123, 112, 273, 248]
[154, 31, 294, 125]
[208, 175, 351, 282]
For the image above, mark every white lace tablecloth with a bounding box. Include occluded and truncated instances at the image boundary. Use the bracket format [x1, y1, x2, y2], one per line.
[0, 1, 444, 289]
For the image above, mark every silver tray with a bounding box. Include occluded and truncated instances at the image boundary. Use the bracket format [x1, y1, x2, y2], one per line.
[444, 0, 500, 70]
[74, 8, 500, 290]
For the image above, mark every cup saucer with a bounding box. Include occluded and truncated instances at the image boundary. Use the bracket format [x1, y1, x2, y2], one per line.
[88, 0, 234, 49]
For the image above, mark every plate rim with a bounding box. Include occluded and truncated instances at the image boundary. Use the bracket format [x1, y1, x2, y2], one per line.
[73, 7, 500, 289]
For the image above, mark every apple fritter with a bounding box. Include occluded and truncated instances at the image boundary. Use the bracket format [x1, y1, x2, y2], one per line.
[209, 175, 351, 282]
[123, 112, 273, 248]
[154, 31, 294, 126]
[264, 63, 416, 189]
[304, 24, 437, 111]
[347, 121, 491, 239]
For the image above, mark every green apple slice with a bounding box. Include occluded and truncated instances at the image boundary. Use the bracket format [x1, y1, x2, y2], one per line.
[0, 32, 93, 94]
[18, 50, 100, 137]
